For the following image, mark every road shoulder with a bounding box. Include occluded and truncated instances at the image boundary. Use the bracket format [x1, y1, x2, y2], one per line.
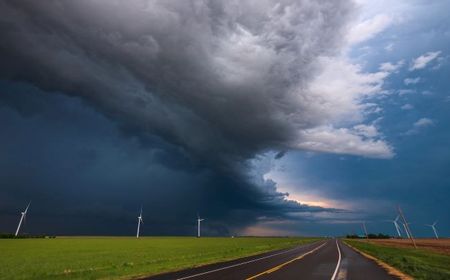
[342, 240, 412, 280]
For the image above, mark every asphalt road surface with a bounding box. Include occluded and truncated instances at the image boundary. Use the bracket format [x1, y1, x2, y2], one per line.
[145, 239, 399, 280]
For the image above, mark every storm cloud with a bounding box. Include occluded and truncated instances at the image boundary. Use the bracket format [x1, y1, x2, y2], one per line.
[0, 0, 390, 235]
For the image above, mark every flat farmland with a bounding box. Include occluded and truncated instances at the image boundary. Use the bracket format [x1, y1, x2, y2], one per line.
[368, 238, 450, 255]
[0, 236, 319, 280]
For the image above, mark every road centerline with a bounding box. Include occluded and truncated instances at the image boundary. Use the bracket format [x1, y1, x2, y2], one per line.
[175, 241, 324, 280]
[245, 240, 328, 280]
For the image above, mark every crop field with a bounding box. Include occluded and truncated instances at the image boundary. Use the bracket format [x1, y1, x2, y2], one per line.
[0, 236, 319, 280]
[367, 238, 450, 255]
[345, 239, 450, 280]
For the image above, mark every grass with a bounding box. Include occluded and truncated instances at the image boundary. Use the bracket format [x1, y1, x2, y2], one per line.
[345, 239, 450, 280]
[0, 236, 319, 280]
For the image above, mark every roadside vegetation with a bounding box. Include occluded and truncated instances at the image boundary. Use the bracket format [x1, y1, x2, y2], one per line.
[0, 236, 319, 280]
[345, 239, 450, 280]
[0, 233, 55, 239]
[345, 233, 391, 239]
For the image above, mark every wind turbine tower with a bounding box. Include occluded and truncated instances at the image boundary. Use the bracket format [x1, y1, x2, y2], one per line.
[15, 202, 31, 236]
[136, 207, 143, 238]
[398, 205, 417, 248]
[402, 223, 410, 238]
[197, 215, 204, 238]
[426, 221, 439, 239]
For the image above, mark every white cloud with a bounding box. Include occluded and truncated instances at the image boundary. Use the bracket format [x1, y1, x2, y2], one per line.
[305, 56, 389, 126]
[347, 14, 392, 45]
[405, 117, 434, 135]
[432, 56, 447, 70]
[401, 104, 413, 110]
[404, 77, 420, 85]
[398, 89, 415, 96]
[291, 24, 396, 159]
[379, 60, 404, 72]
[414, 118, 434, 128]
[409, 51, 441, 71]
[384, 43, 394, 52]
[353, 124, 380, 138]
[295, 125, 394, 159]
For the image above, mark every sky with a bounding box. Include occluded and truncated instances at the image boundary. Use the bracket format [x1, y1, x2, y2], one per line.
[0, 0, 449, 237]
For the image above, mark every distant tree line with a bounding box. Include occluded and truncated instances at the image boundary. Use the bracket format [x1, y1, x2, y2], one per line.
[346, 233, 392, 239]
[0, 233, 56, 239]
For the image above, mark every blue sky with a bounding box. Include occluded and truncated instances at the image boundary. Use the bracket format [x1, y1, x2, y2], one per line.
[0, 0, 448, 237]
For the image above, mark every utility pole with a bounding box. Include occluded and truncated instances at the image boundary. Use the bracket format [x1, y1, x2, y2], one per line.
[397, 205, 417, 248]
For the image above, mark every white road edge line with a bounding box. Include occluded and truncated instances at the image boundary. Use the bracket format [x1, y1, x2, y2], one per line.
[330, 239, 342, 280]
[176, 241, 325, 280]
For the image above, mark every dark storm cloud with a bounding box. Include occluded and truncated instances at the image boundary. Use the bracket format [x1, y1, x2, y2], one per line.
[0, 0, 356, 234]
[0, 0, 355, 158]
[0, 84, 344, 235]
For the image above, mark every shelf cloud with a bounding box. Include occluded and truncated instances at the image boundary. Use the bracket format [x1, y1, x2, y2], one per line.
[0, 0, 395, 234]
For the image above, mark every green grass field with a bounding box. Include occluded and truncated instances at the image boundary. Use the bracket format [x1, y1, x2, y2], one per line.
[0, 236, 319, 280]
[344, 239, 450, 280]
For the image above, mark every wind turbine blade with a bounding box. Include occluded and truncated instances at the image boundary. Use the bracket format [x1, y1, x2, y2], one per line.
[433, 226, 438, 239]
[394, 222, 401, 237]
[24, 201, 31, 214]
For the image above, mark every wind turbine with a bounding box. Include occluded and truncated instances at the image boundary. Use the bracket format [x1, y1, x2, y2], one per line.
[397, 205, 416, 248]
[197, 215, 204, 238]
[362, 222, 368, 239]
[392, 215, 402, 237]
[15, 201, 31, 236]
[425, 221, 439, 239]
[136, 207, 143, 238]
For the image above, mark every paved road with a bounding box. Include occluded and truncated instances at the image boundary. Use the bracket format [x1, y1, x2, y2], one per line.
[145, 239, 399, 280]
